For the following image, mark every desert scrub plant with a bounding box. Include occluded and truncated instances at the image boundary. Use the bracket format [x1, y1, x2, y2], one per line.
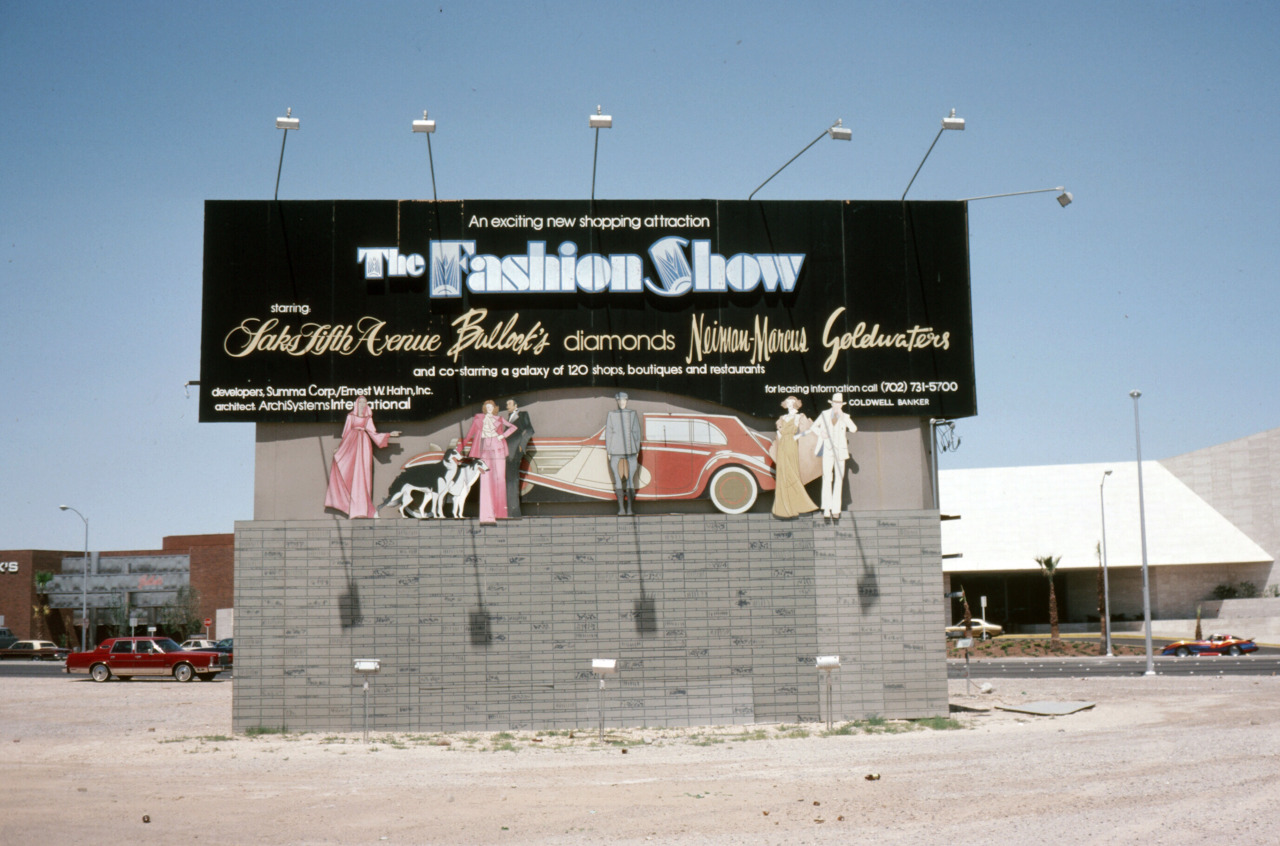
[244, 725, 290, 737]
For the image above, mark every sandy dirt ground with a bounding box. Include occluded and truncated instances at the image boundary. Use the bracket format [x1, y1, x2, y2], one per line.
[3, 669, 1278, 845]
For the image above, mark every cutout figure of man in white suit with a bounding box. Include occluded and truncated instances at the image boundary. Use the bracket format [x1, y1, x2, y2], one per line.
[812, 392, 857, 518]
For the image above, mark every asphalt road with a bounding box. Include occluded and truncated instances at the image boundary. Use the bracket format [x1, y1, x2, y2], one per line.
[0, 662, 234, 679]
[949, 654, 1280, 678]
[3, 655, 1275, 683]
[0, 662, 72, 678]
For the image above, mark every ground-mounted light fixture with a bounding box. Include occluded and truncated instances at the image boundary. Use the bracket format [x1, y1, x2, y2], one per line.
[274, 107, 299, 201]
[816, 655, 840, 730]
[902, 109, 965, 201]
[748, 119, 852, 201]
[354, 658, 381, 742]
[411, 110, 439, 202]
[591, 658, 617, 740]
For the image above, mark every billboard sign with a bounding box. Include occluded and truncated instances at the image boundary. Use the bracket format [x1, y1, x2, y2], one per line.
[200, 199, 974, 422]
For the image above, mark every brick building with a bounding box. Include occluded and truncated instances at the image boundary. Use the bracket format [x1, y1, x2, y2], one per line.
[2, 534, 233, 646]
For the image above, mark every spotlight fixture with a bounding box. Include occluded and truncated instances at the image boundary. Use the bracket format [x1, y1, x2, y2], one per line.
[828, 119, 852, 141]
[589, 105, 612, 129]
[941, 108, 965, 131]
[411, 111, 436, 134]
[275, 108, 299, 131]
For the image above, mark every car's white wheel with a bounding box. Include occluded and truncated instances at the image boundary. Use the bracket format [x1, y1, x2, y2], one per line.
[173, 663, 195, 683]
[1227, 645, 1242, 656]
[1175, 647, 1191, 657]
[708, 466, 758, 514]
[90, 663, 111, 683]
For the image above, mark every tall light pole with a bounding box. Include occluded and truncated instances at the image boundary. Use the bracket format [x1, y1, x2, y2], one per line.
[1130, 391, 1155, 675]
[748, 119, 852, 200]
[1099, 469, 1113, 657]
[58, 505, 89, 652]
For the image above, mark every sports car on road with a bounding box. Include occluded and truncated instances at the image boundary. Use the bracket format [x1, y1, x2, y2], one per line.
[1161, 633, 1258, 657]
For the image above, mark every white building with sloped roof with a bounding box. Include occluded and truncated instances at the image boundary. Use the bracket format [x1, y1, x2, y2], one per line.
[939, 427, 1278, 631]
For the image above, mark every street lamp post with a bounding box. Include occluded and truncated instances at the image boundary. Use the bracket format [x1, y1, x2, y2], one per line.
[1099, 469, 1113, 657]
[1130, 391, 1156, 675]
[58, 505, 89, 652]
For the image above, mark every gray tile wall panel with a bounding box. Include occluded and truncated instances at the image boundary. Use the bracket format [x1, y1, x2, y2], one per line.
[233, 511, 946, 732]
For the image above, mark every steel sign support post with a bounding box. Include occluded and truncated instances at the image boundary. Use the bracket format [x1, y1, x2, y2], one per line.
[1130, 391, 1156, 675]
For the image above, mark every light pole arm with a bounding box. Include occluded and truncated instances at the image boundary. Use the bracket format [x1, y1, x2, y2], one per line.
[749, 128, 828, 201]
[959, 187, 1065, 202]
[901, 127, 944, 201]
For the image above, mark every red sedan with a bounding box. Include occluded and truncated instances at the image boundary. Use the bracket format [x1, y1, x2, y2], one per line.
[65, 637, 229, 682]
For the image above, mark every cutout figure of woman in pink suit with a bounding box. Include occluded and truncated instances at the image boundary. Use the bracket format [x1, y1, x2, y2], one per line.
[324, 396, 401, 518]
[464, 399, 518, 524]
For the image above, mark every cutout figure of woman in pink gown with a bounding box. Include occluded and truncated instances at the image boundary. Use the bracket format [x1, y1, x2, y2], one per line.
[324, 396, 401, 519]
[464, 399, 518, 524]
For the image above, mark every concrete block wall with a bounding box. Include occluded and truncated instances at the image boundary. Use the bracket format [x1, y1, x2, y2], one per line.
[232, 511, 945, 733]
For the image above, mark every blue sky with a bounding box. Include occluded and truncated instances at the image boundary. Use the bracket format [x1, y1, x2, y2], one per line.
[2, 1, 1278, 550]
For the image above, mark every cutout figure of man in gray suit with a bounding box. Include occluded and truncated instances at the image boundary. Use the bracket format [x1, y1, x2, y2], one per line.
[605, 391, 641, 515]
[504, 398, 534, 519]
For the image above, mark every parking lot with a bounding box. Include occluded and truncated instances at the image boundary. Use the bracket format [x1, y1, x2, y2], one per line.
[3, 670, 1279, 844]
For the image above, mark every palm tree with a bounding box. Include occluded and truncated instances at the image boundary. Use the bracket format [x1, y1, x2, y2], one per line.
[1035, 555, 1062, 646]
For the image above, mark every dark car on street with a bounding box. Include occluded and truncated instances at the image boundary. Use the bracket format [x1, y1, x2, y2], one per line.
[0, 639, 70, 661]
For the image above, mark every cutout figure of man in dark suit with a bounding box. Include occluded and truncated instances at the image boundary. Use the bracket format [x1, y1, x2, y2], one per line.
[504, 398, 534, 518]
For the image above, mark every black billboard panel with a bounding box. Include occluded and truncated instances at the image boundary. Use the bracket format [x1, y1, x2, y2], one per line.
[200, 199, 974, 422]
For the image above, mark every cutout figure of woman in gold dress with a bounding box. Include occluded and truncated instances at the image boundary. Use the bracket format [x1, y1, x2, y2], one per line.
[772, 395, 819, 518]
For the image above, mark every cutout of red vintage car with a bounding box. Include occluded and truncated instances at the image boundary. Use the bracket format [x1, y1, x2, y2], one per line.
[396, 412, 779, 514]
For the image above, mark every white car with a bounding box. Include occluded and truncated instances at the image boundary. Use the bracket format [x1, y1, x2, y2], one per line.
[180, 638, 218, 651]
[945, 618, 1003, 639]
